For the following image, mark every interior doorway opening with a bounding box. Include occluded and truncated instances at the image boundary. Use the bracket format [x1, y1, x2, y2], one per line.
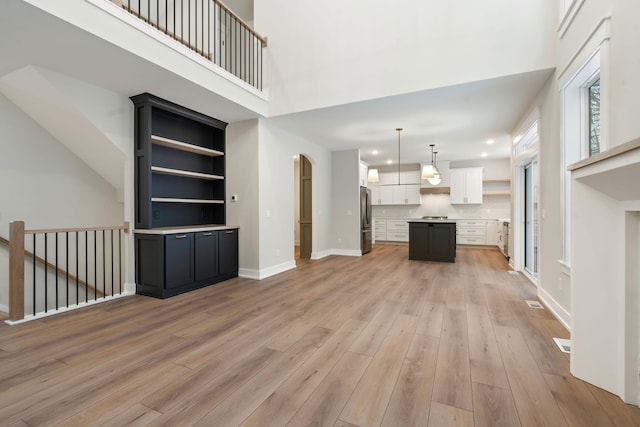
[294, 154, 312, 260]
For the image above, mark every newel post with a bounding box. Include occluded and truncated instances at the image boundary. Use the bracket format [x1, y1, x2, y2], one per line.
[9, 221, 25, 321]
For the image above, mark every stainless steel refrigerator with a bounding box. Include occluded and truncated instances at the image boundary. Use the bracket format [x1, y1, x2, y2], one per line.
[360, 186, 372, 254]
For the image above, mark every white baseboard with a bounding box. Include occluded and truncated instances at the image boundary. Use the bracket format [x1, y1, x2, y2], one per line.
[238, 260, 296, 280]
[538, 287, 571, 332]
[124, 282, 136, 294]
[331, 249, 362, 257]
[311, 249, 332, 260]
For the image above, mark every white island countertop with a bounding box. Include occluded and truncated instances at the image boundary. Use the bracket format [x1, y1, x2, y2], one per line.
[134, 224, 239, 235]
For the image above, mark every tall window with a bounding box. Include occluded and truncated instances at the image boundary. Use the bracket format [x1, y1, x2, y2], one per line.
[588, 78, 601, 156]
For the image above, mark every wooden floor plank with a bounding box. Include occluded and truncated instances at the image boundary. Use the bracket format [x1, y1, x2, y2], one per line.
[466, 303, 510, 389]
[193, 327, 333, 426]
[287, 351, 371, 427]
[339, 314, 418, 426]
[415, 302, 445, 337]
[494, 325, 567, 426]
[432, 308, 473, 411]
[380, 333, 440, 427]
[544, 373, 616, 427]
[428, 401, 474, 427]
[588, 383, 640, 427]
[472, 381, 521, 427]
[240, 319, 367, 426]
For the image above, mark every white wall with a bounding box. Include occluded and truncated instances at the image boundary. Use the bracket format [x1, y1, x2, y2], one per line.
[331, 150, 361, 253]
[226, 119, 261, 274]
[0, 94, 123, 312]
[512, 0, 640, 404]
[247, 119, 333, 275]
[255, 0, 556, 115]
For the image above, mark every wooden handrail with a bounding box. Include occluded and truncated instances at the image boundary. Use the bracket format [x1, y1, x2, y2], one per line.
[216, 0, 268, 47]
[0, 235, 105, 298]
[25, 222, 129, 235]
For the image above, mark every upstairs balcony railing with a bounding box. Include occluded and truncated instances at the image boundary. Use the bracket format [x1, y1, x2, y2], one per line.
[112, 0, 267, 91]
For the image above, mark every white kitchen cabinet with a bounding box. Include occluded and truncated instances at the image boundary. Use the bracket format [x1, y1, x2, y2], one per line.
[450, 167, 483, 204]
[374, 218, 387, 241]
[386, 219, 409, 242]
[485, 220, 499, 245]
[371, 171, 421, 205]
[456, 219, 487, 245]
[359, 162, 368, 187]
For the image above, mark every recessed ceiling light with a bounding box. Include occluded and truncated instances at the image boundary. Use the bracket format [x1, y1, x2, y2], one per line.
[387, 159, 393, 164]
[481, 152, 488, 157]
[372, 150, 379, 155]
[293, 154, 298, 159]
[486, 139, 495, 145]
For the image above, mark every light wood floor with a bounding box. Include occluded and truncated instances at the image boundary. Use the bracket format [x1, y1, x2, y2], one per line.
[1, 245, 640, 426]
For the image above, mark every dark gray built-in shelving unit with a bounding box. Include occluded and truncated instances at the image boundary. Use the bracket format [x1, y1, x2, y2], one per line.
[131, 93, 238, 298]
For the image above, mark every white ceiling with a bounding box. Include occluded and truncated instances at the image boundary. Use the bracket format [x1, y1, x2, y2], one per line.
[268, 69, 553, 166]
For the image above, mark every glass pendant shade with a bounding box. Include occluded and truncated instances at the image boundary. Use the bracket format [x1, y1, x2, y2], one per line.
[367, 168, 379, 182]
[421, 164, 435, 179]
[427, 173, 442, 185]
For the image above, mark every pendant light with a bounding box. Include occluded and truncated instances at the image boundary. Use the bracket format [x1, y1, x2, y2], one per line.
[367, 168, 379, 182]
[427, 151, 442, 185]
[421, 144, 438, 179]
[395, 128, 402, 184]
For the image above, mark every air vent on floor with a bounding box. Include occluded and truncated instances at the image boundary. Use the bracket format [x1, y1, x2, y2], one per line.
[553, 337, 571, 353]
[508, 271, 519, 275]
[525, 300, 544, 309]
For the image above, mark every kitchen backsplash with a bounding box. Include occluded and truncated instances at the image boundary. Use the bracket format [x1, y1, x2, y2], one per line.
[371, 193, 510, 219]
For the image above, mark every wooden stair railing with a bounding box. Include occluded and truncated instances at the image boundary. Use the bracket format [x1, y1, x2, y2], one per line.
[0, 235, 104, 298]
[7, 221, 130, 322]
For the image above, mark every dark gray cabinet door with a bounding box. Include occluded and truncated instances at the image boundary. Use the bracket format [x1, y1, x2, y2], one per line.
[195, 232, 219, 282]
[219, 229, 238, 276]
[165, 233, 194, 289]
[429, 223, 456, 262]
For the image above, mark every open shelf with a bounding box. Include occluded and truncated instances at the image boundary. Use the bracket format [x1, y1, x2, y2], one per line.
[152, 197, 225, 204]
[151, 166, 224, 181]
[151, 135, 224, 157]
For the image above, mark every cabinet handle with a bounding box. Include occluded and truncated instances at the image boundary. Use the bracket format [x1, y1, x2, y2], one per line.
[175, 235, 187, 239]
[225, 230, 234, 234]
[203, 232, 213, 236]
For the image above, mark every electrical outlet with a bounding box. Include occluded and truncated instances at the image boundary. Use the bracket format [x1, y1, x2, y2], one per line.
[231, 194, 238, 202]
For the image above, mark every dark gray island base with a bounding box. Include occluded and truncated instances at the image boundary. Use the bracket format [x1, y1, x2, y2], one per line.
[408, 220, 456, 263]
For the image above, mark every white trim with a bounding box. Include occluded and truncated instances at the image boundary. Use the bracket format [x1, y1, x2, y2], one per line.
[238, 260, 296, 280]
[330, 249, 362, 257]
[539, 287, 572, 332]
[557, 17, 611, 87]
[311, 249, 333, 260]
[85, 0, 268, 100]
[4, 291, 135, 325]
[558, 0, 586, 39]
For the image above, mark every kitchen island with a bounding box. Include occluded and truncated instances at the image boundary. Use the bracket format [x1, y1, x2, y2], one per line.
[408, 220, 456, 263]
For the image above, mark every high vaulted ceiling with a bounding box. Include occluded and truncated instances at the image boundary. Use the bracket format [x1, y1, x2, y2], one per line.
[2, 0, 553, 167]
